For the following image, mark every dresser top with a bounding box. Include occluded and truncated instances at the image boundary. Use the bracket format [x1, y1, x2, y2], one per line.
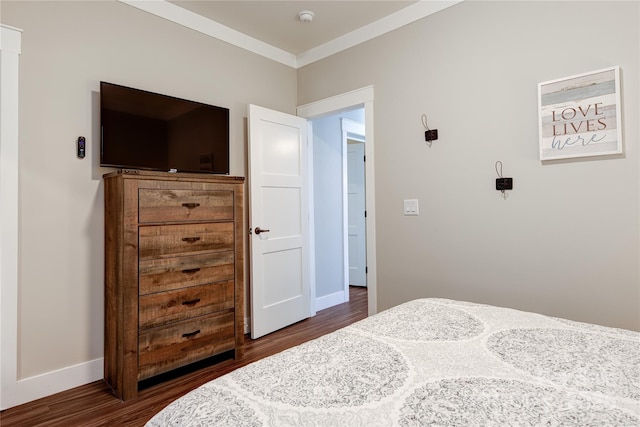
[103, 169, 245, 183]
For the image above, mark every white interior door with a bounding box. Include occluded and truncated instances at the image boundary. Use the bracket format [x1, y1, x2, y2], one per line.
[248, 104, 312, 339]
[347, 141, 367, 287]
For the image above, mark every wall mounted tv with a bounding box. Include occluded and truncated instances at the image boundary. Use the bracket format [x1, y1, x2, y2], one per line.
[100, 81, 229, 174]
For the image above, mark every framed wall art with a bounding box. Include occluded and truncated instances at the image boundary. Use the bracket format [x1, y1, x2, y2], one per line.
[538, 66, 622, 161]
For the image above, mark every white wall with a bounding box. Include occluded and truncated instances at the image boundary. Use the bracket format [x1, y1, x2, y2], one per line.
[2, 0, 296, 405]
[298, 0, 640, 330]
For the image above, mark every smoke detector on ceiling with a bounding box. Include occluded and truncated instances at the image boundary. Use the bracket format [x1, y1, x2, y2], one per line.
[298, 10, 315, 23]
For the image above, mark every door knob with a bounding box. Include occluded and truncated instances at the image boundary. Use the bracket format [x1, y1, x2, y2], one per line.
[254, 227, 271, 235]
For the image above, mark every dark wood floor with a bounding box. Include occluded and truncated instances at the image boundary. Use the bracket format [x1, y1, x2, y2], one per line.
[0, 287, 367, 427]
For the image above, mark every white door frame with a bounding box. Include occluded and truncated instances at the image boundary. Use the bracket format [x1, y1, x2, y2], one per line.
[297, 86, 377, 316]
[0, 24, 22, 410]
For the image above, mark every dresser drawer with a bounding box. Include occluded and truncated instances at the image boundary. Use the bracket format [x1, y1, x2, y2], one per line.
[139, 222, 234, 259]
[138, 311, 236, 380]
[139, 189, 234, 223]
[139, 252, 234, 295]
[139, 280, 234, 329]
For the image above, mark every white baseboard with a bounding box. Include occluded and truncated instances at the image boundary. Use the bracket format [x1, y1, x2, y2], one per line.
[4, 290, 345, 409]
[315, 290, 346, 312]
[2, 358, 103, 410]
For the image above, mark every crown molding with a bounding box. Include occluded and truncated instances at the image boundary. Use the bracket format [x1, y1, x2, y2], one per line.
[119, 0, 298, 67]
[119, 0, 463, 69]
[296, 1, 462, 68]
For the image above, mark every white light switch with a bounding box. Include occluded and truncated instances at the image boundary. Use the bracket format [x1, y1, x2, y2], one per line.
[403, 199, 419, 216]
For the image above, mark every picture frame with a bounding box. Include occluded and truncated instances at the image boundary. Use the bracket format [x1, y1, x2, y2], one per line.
[538, 66, 622, 161]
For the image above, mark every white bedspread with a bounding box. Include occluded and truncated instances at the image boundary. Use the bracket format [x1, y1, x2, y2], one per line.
[146, 299, 640, 426]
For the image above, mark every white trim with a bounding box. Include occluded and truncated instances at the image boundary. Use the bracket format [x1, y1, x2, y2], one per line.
[118, 0, 298, 68]
[315, 290, 347, 312]
[297, 86, 374, 118]
[296, 0, 463, 68]
[118, 0, 463, 69]
[0, 24, 22, 54]
[341, 121, 350, 301]
[306, 121, 317, 317]
[342, 120, 366, 143]
[297, 86, 378, 317]
[3, 359, 103, 410]
[362, 101, 377, 316]
[0, 25, 104, 410]
[0, 24, 22, 411]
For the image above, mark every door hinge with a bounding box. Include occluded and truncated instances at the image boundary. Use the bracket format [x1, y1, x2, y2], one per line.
[364, 210, 367, 218]
[364, 155, 366, 162]
[366, 266, 368, 274]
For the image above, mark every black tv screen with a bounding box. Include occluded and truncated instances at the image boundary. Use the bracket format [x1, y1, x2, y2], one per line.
[100, 81, 229, 174]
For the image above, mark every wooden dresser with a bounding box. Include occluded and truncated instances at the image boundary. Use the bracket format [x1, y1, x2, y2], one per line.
[103, 170, 244, 400]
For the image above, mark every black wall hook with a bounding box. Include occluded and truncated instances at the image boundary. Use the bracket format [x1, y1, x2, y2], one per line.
[421, 114, 438, 145]
[495, 161, 513, 198]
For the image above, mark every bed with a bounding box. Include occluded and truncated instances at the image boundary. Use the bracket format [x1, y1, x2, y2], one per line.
[146, 298, 639, 426]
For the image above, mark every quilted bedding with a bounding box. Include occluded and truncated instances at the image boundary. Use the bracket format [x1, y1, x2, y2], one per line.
[146, 298, 639, 426]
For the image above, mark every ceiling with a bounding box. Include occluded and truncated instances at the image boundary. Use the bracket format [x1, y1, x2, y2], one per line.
[168, 1, 418, 55]
[120, 0, 463, 68]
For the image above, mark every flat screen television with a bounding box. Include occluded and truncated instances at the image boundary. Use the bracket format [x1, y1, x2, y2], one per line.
[100, 81, 229, 174]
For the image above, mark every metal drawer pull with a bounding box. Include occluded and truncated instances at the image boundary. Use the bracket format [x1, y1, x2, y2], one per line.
[181, 202, 200, 209]
[181, 268, 201, 275]
[254, 227, 270, 235]
[182, 298, 201, 306]
[181, 237, 201, 243]
[182, 329, 201, 338]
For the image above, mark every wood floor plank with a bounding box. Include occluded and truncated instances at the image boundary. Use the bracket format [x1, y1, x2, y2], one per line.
[0, 287, 367, 427]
